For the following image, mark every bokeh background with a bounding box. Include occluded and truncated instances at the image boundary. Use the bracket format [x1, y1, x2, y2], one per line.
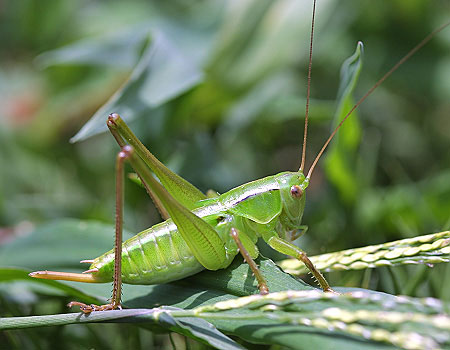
[1, 0, 450, 347]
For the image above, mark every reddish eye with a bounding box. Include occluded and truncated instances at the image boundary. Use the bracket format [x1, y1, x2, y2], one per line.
[290, 185, 303, 198]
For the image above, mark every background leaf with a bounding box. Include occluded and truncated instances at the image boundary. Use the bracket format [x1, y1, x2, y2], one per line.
[70, 29, 204, 142]
[324, 42, 363, 204]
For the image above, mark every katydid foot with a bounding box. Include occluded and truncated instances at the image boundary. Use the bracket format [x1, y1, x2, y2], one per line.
[67, 301, 122, 314]
[323, 287, 339, 295]
[67, 145, 132, 315]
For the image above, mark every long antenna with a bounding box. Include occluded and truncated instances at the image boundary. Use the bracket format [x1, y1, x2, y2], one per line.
[306, 20, 450, 180]
[299, 0, 317, 172]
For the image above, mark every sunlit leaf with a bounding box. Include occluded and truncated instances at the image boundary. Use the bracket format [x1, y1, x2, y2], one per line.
[70, 30, 203, 142]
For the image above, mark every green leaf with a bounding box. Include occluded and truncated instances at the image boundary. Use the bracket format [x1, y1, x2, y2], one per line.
[42, 28, 204, 142]
[0, 306, 244, 350]
[2, 219, 449, 349]
[324, 42, 364, 204]
[279, 231, 450, 275]
[35, 27, 149, 69]
[171, 290, 450, 350]
[0, 219, 131, 270]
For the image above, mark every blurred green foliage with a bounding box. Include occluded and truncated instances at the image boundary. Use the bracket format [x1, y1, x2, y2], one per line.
[1, 0, 450, 348]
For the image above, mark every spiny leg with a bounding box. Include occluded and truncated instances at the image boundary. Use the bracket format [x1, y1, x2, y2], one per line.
[106, 113, 206, 210]
[68, 145, 133, 313]
[230, 228, 269, 295]
[267, 236, 335, 293]
[107, 115, 170, 220]
[108, 116, 174, 221]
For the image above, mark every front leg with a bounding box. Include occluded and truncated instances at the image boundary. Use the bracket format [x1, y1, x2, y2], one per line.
[267, 235, 336, 293]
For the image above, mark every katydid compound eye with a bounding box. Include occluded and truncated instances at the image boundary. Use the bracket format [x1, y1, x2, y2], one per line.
[290, 185, 303, 198]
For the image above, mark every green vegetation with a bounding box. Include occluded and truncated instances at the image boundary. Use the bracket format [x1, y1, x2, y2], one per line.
[1, 1, 449, 349]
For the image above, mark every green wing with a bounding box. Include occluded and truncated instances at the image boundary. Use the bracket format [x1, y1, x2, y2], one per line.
[126, 149, 227, 270]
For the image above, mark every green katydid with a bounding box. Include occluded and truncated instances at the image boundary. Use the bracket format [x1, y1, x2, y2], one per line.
[29, 1, 450, 313]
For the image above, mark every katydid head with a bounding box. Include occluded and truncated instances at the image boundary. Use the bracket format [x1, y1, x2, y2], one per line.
[275, 172, 309, 235]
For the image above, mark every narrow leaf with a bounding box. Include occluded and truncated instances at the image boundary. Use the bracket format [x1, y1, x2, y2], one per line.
[324, 42, 364, 204]
[279, 231, 450, 274]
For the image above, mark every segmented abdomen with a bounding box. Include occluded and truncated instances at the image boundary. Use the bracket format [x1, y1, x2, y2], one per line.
[91, 219, 204, 285]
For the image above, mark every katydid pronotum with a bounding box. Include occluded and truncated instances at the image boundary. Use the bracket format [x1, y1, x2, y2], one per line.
[29, 1, 450, 313]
